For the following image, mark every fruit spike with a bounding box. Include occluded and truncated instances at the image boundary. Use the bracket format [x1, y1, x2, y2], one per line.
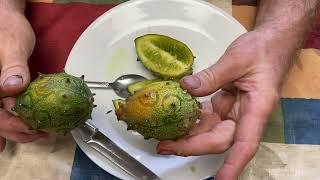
[80, 75, 85, 86]
[144, 136, 151, 140]
[92, 93, 96, 96]
[38, 72, 44, 78]
[106, 110, 112, 114]
[93, 105, 97, 108]
[126, 125, 133, 131]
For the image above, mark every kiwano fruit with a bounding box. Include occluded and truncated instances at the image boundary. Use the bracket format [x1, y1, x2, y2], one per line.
[14, 72, 95, 134]
[135, 34, 195, 80]
[113, 81, 200, 140]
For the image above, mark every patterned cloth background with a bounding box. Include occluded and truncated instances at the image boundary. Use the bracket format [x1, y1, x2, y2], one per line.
[1, 0, 320, 180]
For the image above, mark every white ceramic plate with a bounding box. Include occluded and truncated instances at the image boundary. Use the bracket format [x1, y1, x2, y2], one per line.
[65, 0, 246, 179]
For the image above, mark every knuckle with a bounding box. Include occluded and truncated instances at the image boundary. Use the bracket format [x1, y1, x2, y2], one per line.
[175, 147, 188, 157]
[1, 62, 29, 74]
[208, 136, 231, 153]
[237, 140, 259, 159]
[180, 139, 192, 154]
[200, 68, 218, 86]
[6, 118, 20, 130]
[215, 140, 232, 153]
[221, 162, 237, 173]
[217, 145, 230, 154]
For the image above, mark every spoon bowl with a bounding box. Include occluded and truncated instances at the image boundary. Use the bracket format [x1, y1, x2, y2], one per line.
[85, 74, 147, 98]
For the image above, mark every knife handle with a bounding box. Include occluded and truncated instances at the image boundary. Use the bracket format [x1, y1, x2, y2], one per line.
[88, 132, 160, 180]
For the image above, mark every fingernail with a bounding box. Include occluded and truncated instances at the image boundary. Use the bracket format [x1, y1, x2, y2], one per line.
[158, 150, 175, 155]
[182, 76, 201, 90]
[3, 75, 23, 87]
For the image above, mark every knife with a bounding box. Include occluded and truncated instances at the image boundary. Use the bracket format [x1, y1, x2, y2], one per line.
[76, 121, 161, 180]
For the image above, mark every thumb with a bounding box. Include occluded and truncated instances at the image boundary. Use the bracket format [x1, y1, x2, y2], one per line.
[180, 54, 247, 97]
[0, 57, 31, 97]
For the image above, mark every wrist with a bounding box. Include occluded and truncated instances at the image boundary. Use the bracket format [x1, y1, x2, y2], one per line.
[248, 29, 296, 85]
[253, 23, 307, 55]
[253, 0, 319, 55]
[248, 29, 296, 73]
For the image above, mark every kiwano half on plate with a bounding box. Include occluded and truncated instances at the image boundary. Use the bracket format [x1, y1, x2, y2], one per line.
[135, 34, 195, 80]
[14, 72, 95, 134]
[113, 81, 200, 141]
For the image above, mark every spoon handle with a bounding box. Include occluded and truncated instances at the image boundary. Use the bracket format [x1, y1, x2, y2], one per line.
[85, 81, 112, 89]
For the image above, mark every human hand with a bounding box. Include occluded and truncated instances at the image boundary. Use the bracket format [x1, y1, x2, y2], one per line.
[0, 4, 48, 152]
[156, 30, 293, 179]
[157, 0, 319, 177]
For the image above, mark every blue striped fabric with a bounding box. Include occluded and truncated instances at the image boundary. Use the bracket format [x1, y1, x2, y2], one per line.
[71, 146, 120, 180]
[282, 98, 320, 144]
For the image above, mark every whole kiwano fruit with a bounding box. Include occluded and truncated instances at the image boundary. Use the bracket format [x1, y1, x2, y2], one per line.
[113, 81, 200, 140]
[14, 72, 95, 134]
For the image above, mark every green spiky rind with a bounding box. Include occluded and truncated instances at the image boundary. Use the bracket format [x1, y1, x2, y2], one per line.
[15, 72, 94, 134]
[135, 34, 195, 80]
[114, 81, 200, 140]
[150, 68, 193, 81]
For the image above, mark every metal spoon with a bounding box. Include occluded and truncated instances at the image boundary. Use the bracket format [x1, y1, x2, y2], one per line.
[85, 74, 147, 98]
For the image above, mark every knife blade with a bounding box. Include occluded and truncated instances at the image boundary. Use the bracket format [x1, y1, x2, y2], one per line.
[76, 121, 161, 180]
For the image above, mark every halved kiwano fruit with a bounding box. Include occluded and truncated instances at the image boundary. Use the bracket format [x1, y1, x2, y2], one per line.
[135, 34, 195, 80]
